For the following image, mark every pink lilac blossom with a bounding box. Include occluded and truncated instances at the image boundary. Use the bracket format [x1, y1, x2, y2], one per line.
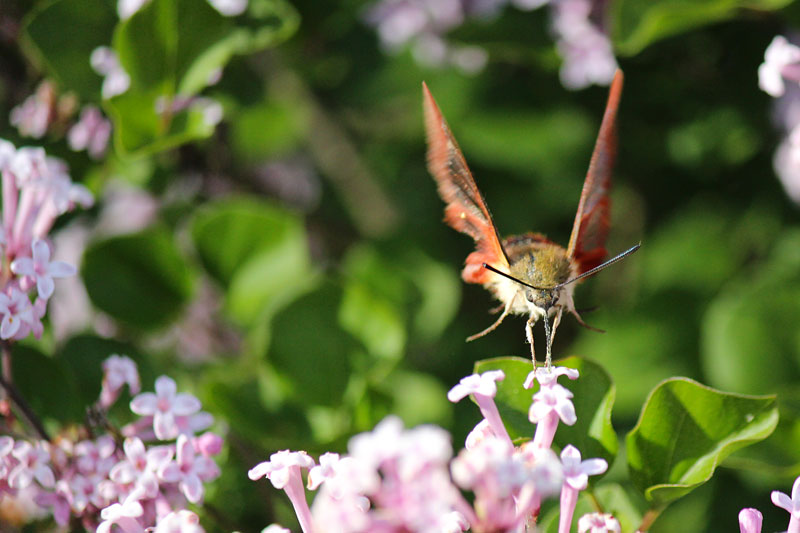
[557, 445, 608, 533]
[759, 36, 800, 97]
[154, 509, 205, 533]
[130, 376, 203, 440]
[577, 511, 621, 532]
[529, 367, 578, 449]
[91, 47, 131, 99]
[364, 0, 617, 86]
[100, 354, 142, 408]
[739, 508, 763, 533]
[0, 355, 220, 530]
[67, 105, 112, 159]
[551, 0, 618, 90]
[11, 239, 77, 299]
[772, 476, 800, 533]
[9, 81, 56, 139]
[448, 370, 512, 445]
[759, 35, 800, 206]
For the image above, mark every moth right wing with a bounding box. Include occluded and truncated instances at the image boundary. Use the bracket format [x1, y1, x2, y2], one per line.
[422, 82, 510, 284]
[566, 70, 623, 275]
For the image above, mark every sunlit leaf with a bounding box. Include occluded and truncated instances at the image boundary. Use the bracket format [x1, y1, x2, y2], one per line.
[626, 378, 778, 505]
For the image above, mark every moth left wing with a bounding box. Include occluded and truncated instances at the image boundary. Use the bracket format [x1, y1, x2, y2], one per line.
[566, 70, 624, 275]
[422, 82, 510, 284]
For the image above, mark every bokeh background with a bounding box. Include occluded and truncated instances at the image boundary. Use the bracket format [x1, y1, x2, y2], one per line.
[2, 0, 800, 530]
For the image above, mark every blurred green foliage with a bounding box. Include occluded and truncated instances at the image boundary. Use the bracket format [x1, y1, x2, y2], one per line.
[3, 0, 800, 530]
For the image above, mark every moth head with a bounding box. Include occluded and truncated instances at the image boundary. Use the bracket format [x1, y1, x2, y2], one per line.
[525, 288, 558, 311]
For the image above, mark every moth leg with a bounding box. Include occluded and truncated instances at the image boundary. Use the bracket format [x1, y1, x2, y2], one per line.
[544, 307, 564, 368]
[467, 294, 516, 342]
[488, 303, 505, 314]
[526, 316, 537, 368]
[569, 308, 605, 333]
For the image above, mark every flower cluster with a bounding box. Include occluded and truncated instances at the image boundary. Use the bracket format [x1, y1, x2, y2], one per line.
[0, 355, 221, 531]
[250, 366, 618, 532]
[0, 140, 91, 340]
[9, 80, 113, 159]
[363, 0, 617, 88]
[758, 35, 800, 205]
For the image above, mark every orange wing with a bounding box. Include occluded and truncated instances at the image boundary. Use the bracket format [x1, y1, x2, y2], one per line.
[423, 82, 510, 285]
[566, 70, 624, 275]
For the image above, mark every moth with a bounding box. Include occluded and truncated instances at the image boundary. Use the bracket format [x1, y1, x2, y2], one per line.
[423, 70, 639, 367]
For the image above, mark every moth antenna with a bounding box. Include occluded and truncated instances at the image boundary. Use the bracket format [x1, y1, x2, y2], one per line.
[575, 305, 600, 314]
[557, 243, 641, 289]
[482, 263, 550, 291]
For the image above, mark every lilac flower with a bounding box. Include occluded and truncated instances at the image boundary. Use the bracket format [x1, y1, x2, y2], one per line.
[465, 418, 494, 449]
[577, 511, 621, 532]
[9, 441, 55, 489]
[34, 479, 72, 526]
[68, 106, 112, 159]
[524, 365, 580, 389]
[739, 508, 763, 533]
[759, 36, 800, 97]
[448, 370, 512, 446]
[154, 509, 205, 533]
[130, 376, 202, 440]
[91, 47, 131, 99]
[0, 287, 36, 340]
[9, 81, 56, 139]
[558, 445, 608, 533]
[100, 354, 141, 408]
[250, 450, 316, 533]
[159, 434, 220, 503]
[118, 0, 149, 19]
[307, 452, 341, 490]
[74, 435, 117, 477]
[529, 375, 577, 449]
[551, 0, 618, 90]
[208, 0, 248, 16]
[772, 475, 800, 533]
[11, 239, 76, 300]
[96, 489, 146, 533]
[109, 437, 173, 498]
[262, 525, 291, 533]
[193, 432, 223, 457]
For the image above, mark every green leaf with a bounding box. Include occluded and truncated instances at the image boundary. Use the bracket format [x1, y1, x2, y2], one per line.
[339, 246, 408, 362]
[190, 197, 311, 323]
[58, 335, 150, 408]
[612, 0, 793, 56]
[229, 99, 309, 161]
[701, 230, 800, 393]
[82, 226, 195, 329]
[266, 282, 357, 407]
[474, 355, 618, 467]
[13, 345, 82, 422]
[626, 378, 778, 506]
[21, 0, 116, 100]
[191, 197, 307, 284]
[178, 0, 300, 95]
[107, 89, 219, 156]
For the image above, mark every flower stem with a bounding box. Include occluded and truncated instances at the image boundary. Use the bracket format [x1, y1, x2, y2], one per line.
[637, 505, 665, 532]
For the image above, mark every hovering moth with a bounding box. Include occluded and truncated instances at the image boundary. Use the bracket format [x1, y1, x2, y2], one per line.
[423, 70, 638, 367]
